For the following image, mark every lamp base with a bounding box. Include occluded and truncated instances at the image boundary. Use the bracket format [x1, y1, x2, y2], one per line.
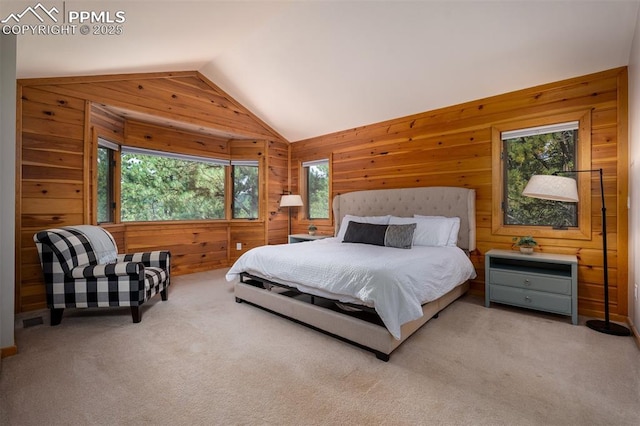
[586, 319, 631, 336]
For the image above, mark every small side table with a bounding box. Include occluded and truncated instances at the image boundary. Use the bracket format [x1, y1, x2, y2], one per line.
[485, 249, 578, 324]
[288, 234, 331, 244]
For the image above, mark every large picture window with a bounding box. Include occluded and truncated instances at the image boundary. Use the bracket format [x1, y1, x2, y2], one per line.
[303, 159, 329, 220]
[120, 147, 227, 221]
[232, 160, 259, 219]
[502, 121, 578, 228]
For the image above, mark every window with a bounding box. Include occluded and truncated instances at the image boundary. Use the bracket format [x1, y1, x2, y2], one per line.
[120, 146, 227, 221]
[232, 160, 259, 219]
[502, 121, 578, 228]
[491, 110, 592, 239]
[303, 159, 329, 219]
[97, 138, 118, 223]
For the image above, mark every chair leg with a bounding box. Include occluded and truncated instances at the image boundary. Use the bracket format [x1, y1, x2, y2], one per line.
[131, 306, 142, 323]
[161, 287, 168, 301]
[50, 308, 64, 326]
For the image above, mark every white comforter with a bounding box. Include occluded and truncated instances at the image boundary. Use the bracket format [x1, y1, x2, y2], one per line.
[226, 238, 476, 339]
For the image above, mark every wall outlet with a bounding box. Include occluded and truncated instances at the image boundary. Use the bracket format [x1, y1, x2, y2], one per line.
[236, 242, 242, 251]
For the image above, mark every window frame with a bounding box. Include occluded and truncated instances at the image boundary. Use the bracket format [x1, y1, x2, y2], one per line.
[231, 160, 260, 220]
[92, 134, 269, 225]
[119, 145, 229, 222]
[301, 158, 331, 221]
[491, 110, 592, 240]
[96, 138, 119, 224]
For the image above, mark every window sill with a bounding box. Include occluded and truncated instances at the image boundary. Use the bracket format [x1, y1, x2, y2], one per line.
[116, 219, 265, 226]
[492, 224, 590, 241]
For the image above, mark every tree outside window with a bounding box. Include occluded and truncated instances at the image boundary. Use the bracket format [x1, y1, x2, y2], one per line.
[502, 122, 578, 228]
[304, 159, 329, 219]
[120, 148, 226, 221]
[232, 162, 259, 219]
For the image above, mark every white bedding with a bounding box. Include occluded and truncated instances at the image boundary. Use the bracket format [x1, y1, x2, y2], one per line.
[226, 238, 476, 339]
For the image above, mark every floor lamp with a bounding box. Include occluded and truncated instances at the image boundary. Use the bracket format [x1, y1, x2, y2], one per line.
[279, 194, 303, 236]
[522, 168, 631, 336]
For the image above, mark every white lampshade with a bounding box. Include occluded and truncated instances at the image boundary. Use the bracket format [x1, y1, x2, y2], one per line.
[522, 175, 579, 202]
[279, 194, 303, 207]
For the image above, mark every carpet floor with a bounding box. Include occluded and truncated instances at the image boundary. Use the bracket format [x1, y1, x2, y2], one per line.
[1, 268, 639, 425]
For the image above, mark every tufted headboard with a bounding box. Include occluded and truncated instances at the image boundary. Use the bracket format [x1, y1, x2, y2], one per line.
[332, 186, 476, 251]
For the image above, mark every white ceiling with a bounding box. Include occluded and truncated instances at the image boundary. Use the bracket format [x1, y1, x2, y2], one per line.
[5, 0, 640, 142]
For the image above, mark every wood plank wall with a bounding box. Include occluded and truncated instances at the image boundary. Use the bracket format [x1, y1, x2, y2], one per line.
[17, 68, 628, 321]
[266, 139, 291, 245]
[19, 86, 87, 312]
[16, 73, 291, 314]
[290, 67, 629, 321]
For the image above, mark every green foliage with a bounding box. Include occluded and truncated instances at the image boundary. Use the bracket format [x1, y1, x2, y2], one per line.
[505, 129, 577, 227]
[513, 235, 537, 247]
[232, 165, 259, 219]
[120, 153, 225, 221]
[307, 163, 329, 219]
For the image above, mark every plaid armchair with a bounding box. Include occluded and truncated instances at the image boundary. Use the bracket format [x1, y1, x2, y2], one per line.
[33, 226, 170, 325]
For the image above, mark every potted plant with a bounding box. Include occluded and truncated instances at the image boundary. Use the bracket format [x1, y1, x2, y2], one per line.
[513, 236, 537, 254]
[308, 223, 317, 236]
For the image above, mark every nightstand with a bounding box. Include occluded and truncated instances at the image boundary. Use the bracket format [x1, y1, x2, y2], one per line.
[485, 249, 578, 324]
[288, 234, 331, 244]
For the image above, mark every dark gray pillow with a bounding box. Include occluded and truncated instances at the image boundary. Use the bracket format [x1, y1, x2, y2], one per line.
[342, 222, 416, 249]
[385, 223, 417, 249]
[343, 222, 387, 246]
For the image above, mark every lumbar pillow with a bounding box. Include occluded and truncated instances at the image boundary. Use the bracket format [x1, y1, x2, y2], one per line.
[342, 221, 416, 249]
[384, 223, 417, 249]
[342, 222, 387, 246]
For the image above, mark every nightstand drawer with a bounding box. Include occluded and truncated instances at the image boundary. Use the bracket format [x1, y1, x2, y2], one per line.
[489, 270, 572, 295]
[490, 285, 572, 315]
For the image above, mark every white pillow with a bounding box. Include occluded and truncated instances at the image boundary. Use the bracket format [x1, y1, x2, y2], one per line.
[414, 215, 460, 247]
[336, 215, 391, 241]
[390, 216, 452, 247]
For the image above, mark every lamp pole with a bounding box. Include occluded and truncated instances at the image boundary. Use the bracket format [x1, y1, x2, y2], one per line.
[553, 169, 629, 336]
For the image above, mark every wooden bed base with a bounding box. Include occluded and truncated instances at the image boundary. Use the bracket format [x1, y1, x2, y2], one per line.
[235, 275, 469, 361]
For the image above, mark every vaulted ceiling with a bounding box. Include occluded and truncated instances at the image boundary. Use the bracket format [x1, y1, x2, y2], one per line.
[5, 0, 640, 142]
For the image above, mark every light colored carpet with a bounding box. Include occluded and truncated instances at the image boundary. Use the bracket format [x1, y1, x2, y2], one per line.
[1, 268, 639, 425]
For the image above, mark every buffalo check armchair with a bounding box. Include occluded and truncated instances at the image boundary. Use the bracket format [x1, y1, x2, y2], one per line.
[33, 225, 170, 325]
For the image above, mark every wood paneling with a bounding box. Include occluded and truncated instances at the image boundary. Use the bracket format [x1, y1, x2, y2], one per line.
[266, 139, 290, 245]
[26, 71, 280, 140]
[16, 72, 290, 314]
[125, 120, 230, 159]
[291, 67, 629, 321]
[123, 223, 230, 274]
[230, 222, 266, 263]
[18, 87, 87, 312]
[92, 104, 125, 144]
[16, 67, 629, 323]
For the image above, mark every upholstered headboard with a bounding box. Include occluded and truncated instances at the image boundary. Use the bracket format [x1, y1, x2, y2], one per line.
[332, 186, 476, 251]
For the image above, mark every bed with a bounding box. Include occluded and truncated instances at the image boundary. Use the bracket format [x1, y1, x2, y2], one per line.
[227, 186, 476, 361]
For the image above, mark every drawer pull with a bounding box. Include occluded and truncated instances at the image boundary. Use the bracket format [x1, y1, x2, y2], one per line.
[524, 279, 531, 286]
[525, 296, 532, 302]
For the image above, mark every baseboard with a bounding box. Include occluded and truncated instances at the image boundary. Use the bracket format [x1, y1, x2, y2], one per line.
[1, 345, 17, 358]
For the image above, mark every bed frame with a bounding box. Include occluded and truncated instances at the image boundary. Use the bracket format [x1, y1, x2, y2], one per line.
[234, 186, 476, 361]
